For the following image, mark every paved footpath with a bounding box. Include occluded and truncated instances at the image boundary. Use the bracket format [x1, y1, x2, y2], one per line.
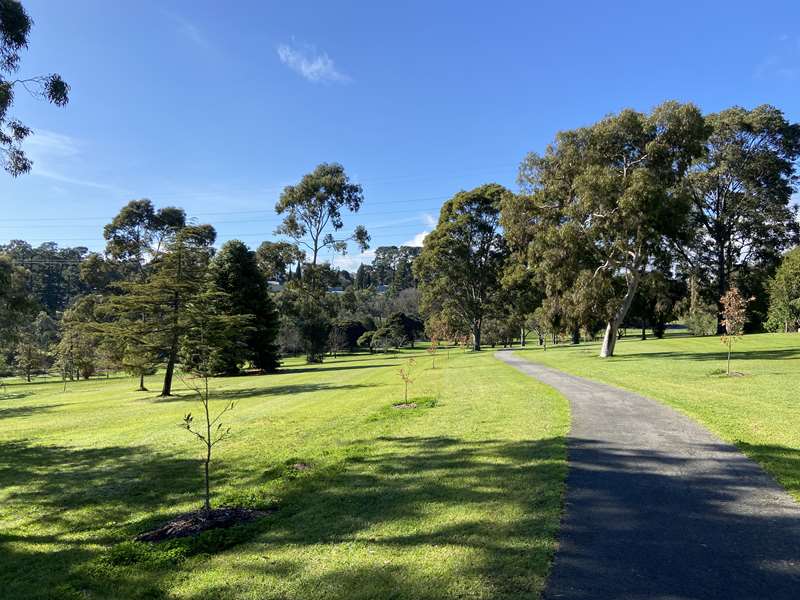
[496, 351, 800, 600]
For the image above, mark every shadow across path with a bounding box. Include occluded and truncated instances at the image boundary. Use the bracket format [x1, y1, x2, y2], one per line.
[497, 351, 800, 600]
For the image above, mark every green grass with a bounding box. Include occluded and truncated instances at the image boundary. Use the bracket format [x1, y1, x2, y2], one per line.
[0, 348, 568, 600]
[516, 332, 800, 500]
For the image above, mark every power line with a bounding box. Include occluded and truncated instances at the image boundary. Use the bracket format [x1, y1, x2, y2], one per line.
[0, 205, 441, 230]
[0, 194, 452, 224]
[2, 223, 432, 244]
[1, 165, 519, 224]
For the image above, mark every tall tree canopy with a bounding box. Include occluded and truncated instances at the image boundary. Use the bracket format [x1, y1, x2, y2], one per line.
[104, 225, 216, 396]
[0, 254, 33, 336]
[0, 0, 69, 175]
[103, 199, 187, 275]
[414, 183, 510, 351]
[766, 247, 800, 333]
[680, 105, 800, 328]
[515, 101, 706, 357]
[255, 240, 304, 283]
[209, 240, 280, 373]
[275, 163, 369, 269]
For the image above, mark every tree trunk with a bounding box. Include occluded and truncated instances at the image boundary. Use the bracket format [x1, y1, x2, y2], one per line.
[571, 328, 580, 345]
[520, 327, 527, 347]
[726, 339, 732, 376]
[160, 334, 178, 397]
[600, 267, 644, 358]
[472, 322, 481, 351]
[600, 322, 618, 358]
[161, 288, 181, 397]
[716, 243, 727, 334]
[138, 373, 147, 391]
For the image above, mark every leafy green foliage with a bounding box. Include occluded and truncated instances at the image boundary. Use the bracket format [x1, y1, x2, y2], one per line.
[101, 226, 216, 396]
[513, 101, 706, 357]
[415, 184, 510, 350]
[209, 240, 280, 373]
[103, 199, 188, 274]
[0, 0, 70, 176]
[356, 329, 374, 351]
[0, 241, 90, 315]
[767, 247, 800, 333]
[179, 286, 252, 511]
[255, 240, 305, 283]
[681, 105, 800, 328]
[275, 163, 369, 268]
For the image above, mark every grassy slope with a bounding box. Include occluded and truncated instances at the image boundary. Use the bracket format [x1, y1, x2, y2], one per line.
[516, 332, 800, 500]
[1, 348, 568, 600]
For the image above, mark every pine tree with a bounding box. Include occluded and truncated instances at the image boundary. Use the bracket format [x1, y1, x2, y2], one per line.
[208, 241, 280, 373]
[102, 227, 215, 396]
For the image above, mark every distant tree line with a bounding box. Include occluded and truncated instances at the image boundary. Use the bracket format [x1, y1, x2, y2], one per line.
[2, 103, 799, 376]
[0, 162, 430, 387]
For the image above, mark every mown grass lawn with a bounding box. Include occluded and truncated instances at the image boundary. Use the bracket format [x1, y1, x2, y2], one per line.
[1, 348, 568, 600]
[516, 332, 800, 500]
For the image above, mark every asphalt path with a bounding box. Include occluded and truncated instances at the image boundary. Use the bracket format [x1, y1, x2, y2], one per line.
[496, 350, 800, 600]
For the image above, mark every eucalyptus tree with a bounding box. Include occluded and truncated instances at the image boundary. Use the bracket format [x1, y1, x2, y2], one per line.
[103, 199, 187, 277]
[414, 184, 510, 351]
[0, 0, 70, 176]
[275, 163, 369, 271]
[274, 163, 368, 362]
[255, 240, 305, 283]
[516, 101, 706, 357]
[680, 105, 800, 330]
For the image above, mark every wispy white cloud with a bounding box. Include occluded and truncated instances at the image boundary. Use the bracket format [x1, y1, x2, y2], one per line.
[277, 43, 350, 83]
[163, 10, 212, 50]
[25, 130, 80, 159]
[403, 231, 429, 247]
[755, 35, 800, 80]
[422, 212, 437, 228]
[24, 129, 129, 194]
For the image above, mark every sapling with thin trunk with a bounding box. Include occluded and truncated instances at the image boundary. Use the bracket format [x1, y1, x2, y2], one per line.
[179, 288, 252, 511]
[720, 288, 752, 376]
[398, 357, 417, 403]
[427, 337, 439, 369]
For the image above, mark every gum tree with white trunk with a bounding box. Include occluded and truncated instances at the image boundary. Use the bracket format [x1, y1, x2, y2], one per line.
[516, 101, 706, 357]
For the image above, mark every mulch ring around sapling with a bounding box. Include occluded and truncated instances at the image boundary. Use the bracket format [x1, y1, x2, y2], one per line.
[391, 397, 437, 410]
[135, 507, 268, 542]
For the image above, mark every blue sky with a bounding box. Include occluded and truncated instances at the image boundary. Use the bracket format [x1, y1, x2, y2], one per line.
[2, 0, 799, 269]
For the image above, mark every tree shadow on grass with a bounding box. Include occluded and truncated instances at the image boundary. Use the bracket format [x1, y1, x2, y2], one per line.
[610, 348, 800, 362]
[735, 441, 800, 499]
[224, 435, 567, 600]
[197, 436, 800, 600]
[0, 403, 62, 419]
[3, 433, 568, 600]
[0, 439, 211, 600]
[0, 390, 33, 401]
[151, 383, 376, 403]
[281, 362, 400, 375]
